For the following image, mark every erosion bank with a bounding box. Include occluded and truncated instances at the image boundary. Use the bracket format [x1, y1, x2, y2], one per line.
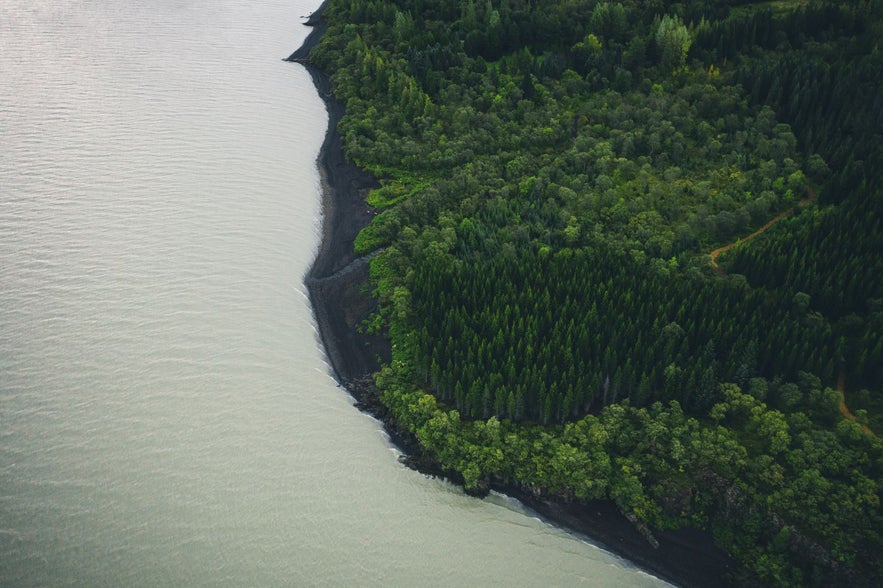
[287, 5, 737, 587]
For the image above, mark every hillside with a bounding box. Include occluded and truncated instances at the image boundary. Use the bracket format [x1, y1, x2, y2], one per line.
[306, 0, 883, 584]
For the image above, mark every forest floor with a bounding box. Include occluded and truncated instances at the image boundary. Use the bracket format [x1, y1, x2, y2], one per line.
[709, 185, 816, 276]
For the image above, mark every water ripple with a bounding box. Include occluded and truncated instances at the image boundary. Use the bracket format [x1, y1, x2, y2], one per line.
[0, 1, 666, 586]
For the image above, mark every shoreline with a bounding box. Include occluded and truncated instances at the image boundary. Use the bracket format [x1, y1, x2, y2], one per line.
[288, 3, 389, 386]
[287, 5, 737, 587]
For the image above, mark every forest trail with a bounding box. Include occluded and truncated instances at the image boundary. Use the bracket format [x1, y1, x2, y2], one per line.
[709, 186, 816, 277]
[837, 367, 876, 436]
[708, 187, 874, 436]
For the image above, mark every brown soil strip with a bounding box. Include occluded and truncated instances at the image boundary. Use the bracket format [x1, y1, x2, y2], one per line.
[288, 6, 740, 586]
[709, 186, 816, 277]
[837, 368, 875, 435]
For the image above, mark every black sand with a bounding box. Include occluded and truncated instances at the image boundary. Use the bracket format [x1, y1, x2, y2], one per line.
[287, 5, 738, 586]
[289, 6, 389, 386]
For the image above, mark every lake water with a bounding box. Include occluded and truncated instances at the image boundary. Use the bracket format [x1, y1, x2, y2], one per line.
[0, 1, 665, 585]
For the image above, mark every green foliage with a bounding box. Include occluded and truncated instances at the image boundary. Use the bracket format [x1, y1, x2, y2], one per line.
[366, 170, 435, 209]
[313, 0, 883, 583]
[382, 361, 883, 585]
[408, 246, 837, 422]
[655, 15, 692, 70]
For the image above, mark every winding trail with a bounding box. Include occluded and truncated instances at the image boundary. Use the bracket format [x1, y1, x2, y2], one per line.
[709, 186, 816, 277]
[707, 187, 875, 435]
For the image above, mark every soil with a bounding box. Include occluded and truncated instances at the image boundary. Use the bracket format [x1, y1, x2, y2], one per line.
[287, 5, 740, 586]
[709, 186, 816, 277]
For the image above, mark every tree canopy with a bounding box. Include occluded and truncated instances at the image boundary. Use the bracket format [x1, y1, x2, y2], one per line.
[310, 0, 883, 584]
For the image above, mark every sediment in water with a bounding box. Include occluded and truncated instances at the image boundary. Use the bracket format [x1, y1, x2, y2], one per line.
[287, 5, 738, 586]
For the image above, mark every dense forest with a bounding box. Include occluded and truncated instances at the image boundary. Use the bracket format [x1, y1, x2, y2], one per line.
[308, 0, 883, 584]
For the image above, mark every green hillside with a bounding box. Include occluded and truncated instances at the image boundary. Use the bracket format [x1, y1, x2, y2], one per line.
[309, 0, 883, 583]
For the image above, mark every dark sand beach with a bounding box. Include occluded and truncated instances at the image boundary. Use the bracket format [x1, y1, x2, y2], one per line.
[288, 6, 737, 586]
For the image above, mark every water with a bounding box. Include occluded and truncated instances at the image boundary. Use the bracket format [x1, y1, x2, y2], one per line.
[0, 1, 666, 585]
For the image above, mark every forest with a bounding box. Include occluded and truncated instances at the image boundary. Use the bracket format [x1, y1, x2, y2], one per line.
[308, 0, 883, 584]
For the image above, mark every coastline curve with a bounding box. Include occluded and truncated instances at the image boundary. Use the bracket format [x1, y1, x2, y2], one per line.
[285, 5, 737, 587]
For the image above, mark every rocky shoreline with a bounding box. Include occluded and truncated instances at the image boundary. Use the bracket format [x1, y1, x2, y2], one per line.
[287, 5, 737, 587]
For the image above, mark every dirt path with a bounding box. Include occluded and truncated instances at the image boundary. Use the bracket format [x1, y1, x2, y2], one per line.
[837, 367, 875, 435]
[289, 6, 389, 387]
[709, 186, 816, 277]
[707, 187, 875, 435]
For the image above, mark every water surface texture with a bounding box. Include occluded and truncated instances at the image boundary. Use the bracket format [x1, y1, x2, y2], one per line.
[0, 1, 665, 585]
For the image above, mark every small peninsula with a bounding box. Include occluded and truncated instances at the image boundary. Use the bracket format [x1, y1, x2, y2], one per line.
[292, 0, 883, 585]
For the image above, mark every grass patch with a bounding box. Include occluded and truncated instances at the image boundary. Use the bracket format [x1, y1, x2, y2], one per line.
[366, 169, 435, 209]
